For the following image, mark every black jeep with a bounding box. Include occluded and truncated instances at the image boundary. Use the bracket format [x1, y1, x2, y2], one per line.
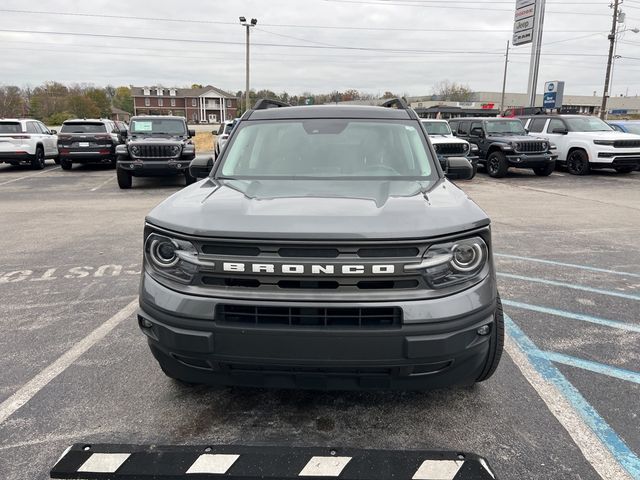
[115, 116, 196, 189]
[449, 117, 557, 178]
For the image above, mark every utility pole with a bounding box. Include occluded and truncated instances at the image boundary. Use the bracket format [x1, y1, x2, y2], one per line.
[526, 0, 546, 107]
[500, 40, 510, 114]
[601, 0, 621, 119]
[239, 17, 257, 112]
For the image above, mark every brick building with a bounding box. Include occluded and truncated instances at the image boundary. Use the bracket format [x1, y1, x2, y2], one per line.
[131, 85, 238, 124]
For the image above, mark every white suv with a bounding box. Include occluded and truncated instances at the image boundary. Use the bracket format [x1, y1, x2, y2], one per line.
[214, 119, 237, 158]
[522, 115, 640, 175]
[421, 119, 479, 177]
[0, 119, 58, 169]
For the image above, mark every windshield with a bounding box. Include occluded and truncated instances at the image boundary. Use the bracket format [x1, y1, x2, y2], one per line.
[60, 123, 106, 133]
[621, 124, 640, 134]
[0, 122, 23, 134]
[565, 117, 613, 132]
[485, 120, 526, 135]
[422, 121, 452, 136]
[218, 119, 435, 180]
[130, 118, 186, 135]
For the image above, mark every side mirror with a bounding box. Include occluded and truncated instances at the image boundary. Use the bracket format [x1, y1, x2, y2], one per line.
[212, 130, 217, 135]
[445, 157, 474, 180]
[50, 129, 57, 134]
[470, 127, 484, 138]
[120, 129, 128, 137]
[188, 129, 196, 137]
[551, 127, 568, 135]
[451, 131, 457, 136]
[189, 155, 214, 179]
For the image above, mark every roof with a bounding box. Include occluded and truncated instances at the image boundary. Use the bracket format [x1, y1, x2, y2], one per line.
[130, 85, 235, 98]
[130, 115, 186, 120]
[449, 117, 519, 122]
[0, 118, 27, 122]
[247, 105, 414, 121]
[111, 106, 131, 115]
[608, 120, 640, 123]
[63, 118, 110, 123]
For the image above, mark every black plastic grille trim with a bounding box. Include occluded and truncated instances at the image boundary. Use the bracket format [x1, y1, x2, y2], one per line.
[614, 140, 640, 148]
[216, 305, 402, 328]
[433, 143, 466, 155]
[136, 145, 178, 158]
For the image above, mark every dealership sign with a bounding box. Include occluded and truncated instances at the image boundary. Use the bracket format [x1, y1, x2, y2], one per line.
[513, 0, 537, 46]
[543, 81, 565, 109]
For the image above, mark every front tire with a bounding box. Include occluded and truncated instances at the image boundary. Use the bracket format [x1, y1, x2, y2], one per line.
[566, 150, 590, 175]
[60, 157, 73, 170]
[477, 294, 505, 382]
[533, 162, 556, 176]
[31, 147, 45, 170]
[486, 151, 509, 178]
[117, 167, 132, 189]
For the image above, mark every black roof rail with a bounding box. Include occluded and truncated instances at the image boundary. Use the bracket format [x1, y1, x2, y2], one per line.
[380, 98, 409, 110]
[253, 98, 291, 110]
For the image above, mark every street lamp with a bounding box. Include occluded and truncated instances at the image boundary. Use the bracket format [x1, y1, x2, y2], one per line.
[609, 26, 639, 103]
[239, 17, 258, 112]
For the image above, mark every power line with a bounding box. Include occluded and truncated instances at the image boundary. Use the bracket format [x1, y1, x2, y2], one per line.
[0, 28, 621, 58]
[0, 9, 610, 33]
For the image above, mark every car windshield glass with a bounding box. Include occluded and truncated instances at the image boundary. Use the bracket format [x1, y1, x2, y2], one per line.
[219, 119, 435, 180]
[565, 117, 612, 132]
[422, 121, 451, 135]
[0, 122, 23, 133]
[130, 119, 186, 135]
[60, 123, 106, 133]
[485, 120, 526, 135]
[622, 124, 640, 134]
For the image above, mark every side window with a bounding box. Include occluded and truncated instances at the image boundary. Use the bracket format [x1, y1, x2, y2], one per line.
[26, 122, 39, 134]
[528, 118, 547, 133]
[610, 124, 623, 132]
[548, 119, 565, 133]
[448, 121, 458, 134]
[458, 121, 470, 135]
[470, 122, 483, 136]
[37, 122, 49, 134]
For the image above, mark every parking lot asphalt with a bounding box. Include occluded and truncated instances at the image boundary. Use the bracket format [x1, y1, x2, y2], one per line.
[0, 162, 638, 480]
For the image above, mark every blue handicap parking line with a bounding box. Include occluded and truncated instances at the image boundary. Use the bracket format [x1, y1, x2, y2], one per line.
[496, 253, 640, 279]
[541, 350, 640, 385]
[505, 315, 640, 478]
[498, 273, 640, 302]
[502, 299, 640, 333]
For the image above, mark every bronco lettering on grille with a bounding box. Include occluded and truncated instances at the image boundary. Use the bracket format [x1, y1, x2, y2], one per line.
[219, 262, 396, 275]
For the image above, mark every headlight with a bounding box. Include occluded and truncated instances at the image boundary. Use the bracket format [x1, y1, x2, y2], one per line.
[594, 140, 615, 146]
[130, 145, 140, 155]
[462, 143, 470, 153]
[145, 233, 198, 284]
[512, 142, 520, 151]
[406, 236, 488, 289]
[170, 145, 181, 155]
[541, 142, 548, 150]
[433, 144, 440, 152]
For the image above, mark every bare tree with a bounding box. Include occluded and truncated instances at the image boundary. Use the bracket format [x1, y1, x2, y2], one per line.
[432, 80, 474, 102]
[0, 86, 26, 117]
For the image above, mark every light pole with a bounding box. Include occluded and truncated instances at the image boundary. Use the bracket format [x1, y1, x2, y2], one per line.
[609, 25, 639, 104]
[239, 17, 257, 112]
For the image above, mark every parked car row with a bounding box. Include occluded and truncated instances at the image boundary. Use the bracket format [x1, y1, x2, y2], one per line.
[0, 119, 59, 169]
[438, 115, 640, 177]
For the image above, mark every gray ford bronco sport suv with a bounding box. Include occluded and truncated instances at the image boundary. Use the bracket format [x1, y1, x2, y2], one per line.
[138, 99, 503, 391]
[115, 116, 196, 189]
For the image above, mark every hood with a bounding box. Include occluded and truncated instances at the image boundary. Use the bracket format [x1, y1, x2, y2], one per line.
[486, 134, 535, 142]
[128, 134, 186, 143]
[429, 136, 467, 144]
[570, 131, 640, 140]
[146, 179, 490, 240]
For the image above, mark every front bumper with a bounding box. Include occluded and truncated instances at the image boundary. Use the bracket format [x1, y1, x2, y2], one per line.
[118, 158, 191, 176]
[138, 272, 498, 390]
[505, 152, 556, 168]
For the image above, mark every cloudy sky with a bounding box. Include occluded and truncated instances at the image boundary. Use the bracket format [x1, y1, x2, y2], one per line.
[1, 0, 639, 97]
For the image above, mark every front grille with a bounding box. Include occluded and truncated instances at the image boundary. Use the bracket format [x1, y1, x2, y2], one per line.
[614, 140, 640, 148]
[612, 158, 640, 166]
[216, 305, 402, 328]
[135, 145, 179, 158]
[515, 141, 546, 153]
[433, 143, 467, 155]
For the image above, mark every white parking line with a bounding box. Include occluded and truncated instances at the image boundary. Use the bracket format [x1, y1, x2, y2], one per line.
[0, 166, 61, 186]
[90, 175, 115, 192]
[0, 298, 138, 425]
